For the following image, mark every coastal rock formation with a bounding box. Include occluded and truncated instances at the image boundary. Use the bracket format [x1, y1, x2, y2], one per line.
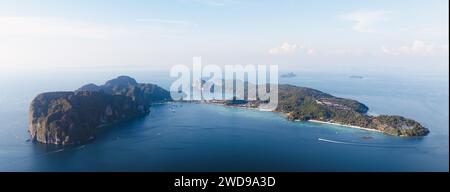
[29, 76, 171, 145]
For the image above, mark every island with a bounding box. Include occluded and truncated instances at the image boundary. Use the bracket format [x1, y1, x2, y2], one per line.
[198, 80, 430, 137]
[28, 76, 429, 145]
[28, 76, 171, 145]
[280, 72, 297, 78]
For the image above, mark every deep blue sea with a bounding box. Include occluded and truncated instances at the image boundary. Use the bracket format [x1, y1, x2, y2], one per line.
[0, 70, 448, 171]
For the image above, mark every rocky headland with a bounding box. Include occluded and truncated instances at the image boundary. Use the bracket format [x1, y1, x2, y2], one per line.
[28, 76, 171, 145]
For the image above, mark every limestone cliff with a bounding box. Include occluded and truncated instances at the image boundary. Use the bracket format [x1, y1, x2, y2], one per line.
[29, 76, 171, 145]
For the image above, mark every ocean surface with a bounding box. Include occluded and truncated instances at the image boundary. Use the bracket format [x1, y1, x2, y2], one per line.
[0, 70, 448, 171]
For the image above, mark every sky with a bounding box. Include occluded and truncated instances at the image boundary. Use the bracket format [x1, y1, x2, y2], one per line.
[0, 0, 448, 75]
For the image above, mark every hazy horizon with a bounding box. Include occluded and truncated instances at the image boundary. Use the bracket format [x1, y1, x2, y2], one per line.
[0, 0, 448, 77]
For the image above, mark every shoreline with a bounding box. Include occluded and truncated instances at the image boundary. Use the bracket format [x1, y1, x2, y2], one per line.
[188, 101, 384, 134]
[307, 119, 383, 133]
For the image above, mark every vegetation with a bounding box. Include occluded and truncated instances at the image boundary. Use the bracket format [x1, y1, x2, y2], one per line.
[29, 76, 429, 145]
[220, 83, 429, 136]
[274, 84, 429, 136]
[29, 76, 172, 145]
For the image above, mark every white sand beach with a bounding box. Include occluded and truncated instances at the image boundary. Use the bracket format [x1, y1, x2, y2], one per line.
[308, 119, 383, 133]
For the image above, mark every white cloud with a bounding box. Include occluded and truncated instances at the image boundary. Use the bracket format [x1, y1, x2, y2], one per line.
[268, 42, 300, 55]
[382, 40, 448, 56]
[341, 11, 387, 33]
[268, 43, 318, 56]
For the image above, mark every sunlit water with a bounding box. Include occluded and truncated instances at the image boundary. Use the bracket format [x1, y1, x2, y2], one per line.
[0, 70, 448, 171]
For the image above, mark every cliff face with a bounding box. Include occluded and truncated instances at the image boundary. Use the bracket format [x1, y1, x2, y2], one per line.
[29, 91, 150, 145]
[29, 76, 171, 145]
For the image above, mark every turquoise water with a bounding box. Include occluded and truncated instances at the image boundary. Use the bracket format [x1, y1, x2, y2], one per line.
[0, 70, 448, 171]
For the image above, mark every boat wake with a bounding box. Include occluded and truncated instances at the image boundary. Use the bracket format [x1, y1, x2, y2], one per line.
[42, 148, 65, 156]
[318, 138, 417, 149]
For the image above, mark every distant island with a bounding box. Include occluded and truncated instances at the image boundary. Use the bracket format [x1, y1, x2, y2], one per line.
[280, 72, 297, 78]
[28, 76, 429, 145]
